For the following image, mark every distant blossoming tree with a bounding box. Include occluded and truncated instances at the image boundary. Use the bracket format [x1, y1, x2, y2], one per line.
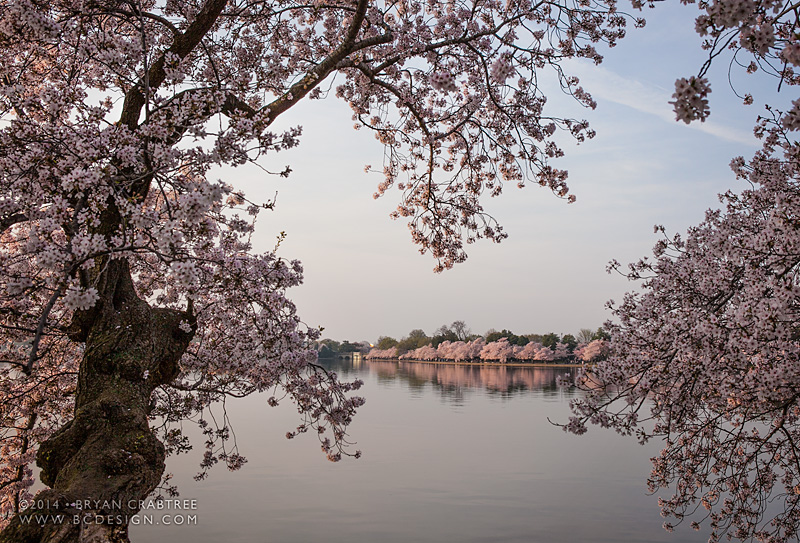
[453, 338, 486, 362]
[533, 344, 556, 362]
[552, 342, 571, 360]
[516, 340, 539, 360]
[366, 346, 399, 359]
[562, 1, 800, 541]
[401, 344, 439, 361]
[479, 337, 515, 362]
[573, 339, 609, 362]
[370, 336, 586, 363]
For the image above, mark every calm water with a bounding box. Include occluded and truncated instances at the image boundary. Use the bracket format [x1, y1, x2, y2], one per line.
[131, 359, 708, 543]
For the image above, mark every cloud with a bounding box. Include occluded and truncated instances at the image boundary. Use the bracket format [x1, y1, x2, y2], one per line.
[565, 60, 757, 147]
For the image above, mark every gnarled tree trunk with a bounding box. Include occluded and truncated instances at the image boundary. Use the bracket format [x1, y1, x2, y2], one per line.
[1, 259, 193, 543]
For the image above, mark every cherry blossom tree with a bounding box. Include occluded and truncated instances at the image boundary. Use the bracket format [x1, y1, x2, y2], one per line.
[516, 340, 540, 360]
[453, 338, 485, 362]
[562, 1, 800, 541]
[566, 120, 800, 542]
[399, 344, 438, 360]
[479, 337, 515, 362]
[370, 336, 583, 363]
[573, 338, 608, 362]
[552, 341, 571, 360]
[0, 0, 646, 540]
[532, 344, 555, 362]
[366, 346, 399, 359]
[436, 340, 455, 359]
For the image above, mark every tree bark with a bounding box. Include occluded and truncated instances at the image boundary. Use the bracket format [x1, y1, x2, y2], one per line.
[0, 259, 194, 543]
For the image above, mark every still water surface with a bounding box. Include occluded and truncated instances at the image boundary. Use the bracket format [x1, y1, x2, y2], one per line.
[132, 359, 708, 543]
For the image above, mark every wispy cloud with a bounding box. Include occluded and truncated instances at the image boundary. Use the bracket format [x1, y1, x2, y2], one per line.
[565, 60, 757, 147]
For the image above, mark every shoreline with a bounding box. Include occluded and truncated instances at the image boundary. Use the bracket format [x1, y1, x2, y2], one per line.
[362, 358, 586, 368]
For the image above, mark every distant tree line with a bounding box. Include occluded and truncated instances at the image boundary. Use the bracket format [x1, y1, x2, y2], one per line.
[375, 323, 607, 353]
[315, 322, 611, 363]
[316, 339, 371, 359]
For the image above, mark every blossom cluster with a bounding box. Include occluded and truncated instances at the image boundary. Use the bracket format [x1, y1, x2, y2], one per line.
[489, 58, 515, 83]
[429, 71, 458, 93]
[670, 76, 711, 124]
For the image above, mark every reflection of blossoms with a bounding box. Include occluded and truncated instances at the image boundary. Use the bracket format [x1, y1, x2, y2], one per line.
[669, 76, 711, 124]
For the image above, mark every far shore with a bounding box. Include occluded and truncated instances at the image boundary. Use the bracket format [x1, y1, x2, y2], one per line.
[362, 358, 587, 368]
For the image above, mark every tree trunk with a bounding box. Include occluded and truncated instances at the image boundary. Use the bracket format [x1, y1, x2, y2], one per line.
[0, 259, 194, 543]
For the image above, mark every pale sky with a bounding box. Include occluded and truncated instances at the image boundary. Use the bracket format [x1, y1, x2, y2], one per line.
[229, 3, 787, 344]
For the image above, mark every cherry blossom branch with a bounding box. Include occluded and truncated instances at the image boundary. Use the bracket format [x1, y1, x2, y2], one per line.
[119, 0, 230, 129]
[22, 286, 65, 376]
[262, 0, 392, 122]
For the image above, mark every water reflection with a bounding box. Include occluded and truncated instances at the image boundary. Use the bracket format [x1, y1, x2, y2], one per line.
[320, 358, 579, 401]
[130, 357, 708, 543]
